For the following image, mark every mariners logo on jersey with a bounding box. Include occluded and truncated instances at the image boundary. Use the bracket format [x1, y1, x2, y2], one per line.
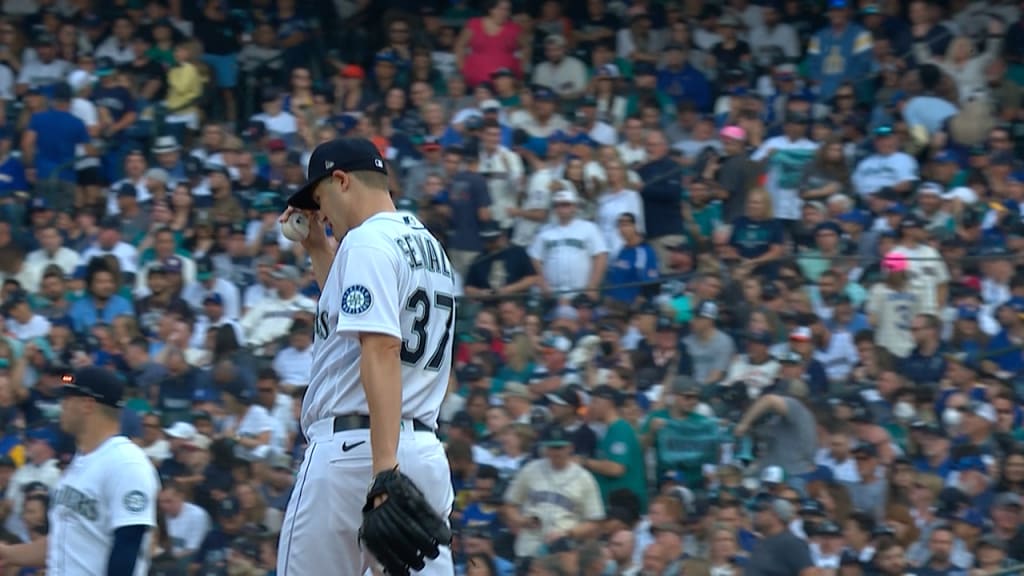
[341, 285, 373, 316]
[124, 490, 148, 512]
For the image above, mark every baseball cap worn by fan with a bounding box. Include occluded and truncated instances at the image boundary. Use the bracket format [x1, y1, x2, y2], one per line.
[218, 496, 241, 517]
[542, 427, 573, 448]
[695, 300, 718, 320]
[882, 250, 909, 273]
[545, 387, 581, 408]
[164, 422, 196, 441]
[501, 382, 531, 401]
[551, 187, 579, 204]
[287, 138, 388, 210]
[272, 265, 302, 282]
[195, 257, 214, 281]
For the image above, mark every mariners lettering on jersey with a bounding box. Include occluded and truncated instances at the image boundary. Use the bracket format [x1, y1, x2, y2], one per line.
[526, 490, 579, 514]
[395, 232, 452, 278]
[54, 485, 100, 522]
[858, 164, 897, 180]
[315, 307, 331, 341]
[543, 238, 586, 251]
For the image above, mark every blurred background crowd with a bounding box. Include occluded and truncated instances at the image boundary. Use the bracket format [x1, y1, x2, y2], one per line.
[1, 0, 1024, 575]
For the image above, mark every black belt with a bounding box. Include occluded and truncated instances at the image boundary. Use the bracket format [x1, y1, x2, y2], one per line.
[332, 414, 434, 434]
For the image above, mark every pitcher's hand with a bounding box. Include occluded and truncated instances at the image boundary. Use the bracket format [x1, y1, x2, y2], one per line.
[279, 207, 335, 254]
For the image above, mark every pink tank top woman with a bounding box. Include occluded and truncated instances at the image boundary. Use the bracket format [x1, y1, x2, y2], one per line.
[461, 13, 523, 87]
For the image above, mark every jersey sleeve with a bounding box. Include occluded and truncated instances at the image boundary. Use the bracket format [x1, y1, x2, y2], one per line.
[107, 455, 159, 529]
[750, 140, 771, 161]
[587, 222, 609, 255]
[896, 154, 920, 182]
[603, 423, 634, 468]
[527, 230, 545, 261]
[865, 285, 882, 317]
[579, 471, 606, 521]
[335, 242, 403, 340]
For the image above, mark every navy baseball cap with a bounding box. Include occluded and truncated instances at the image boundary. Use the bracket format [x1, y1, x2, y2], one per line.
[62, 366, 125, 408]
[287, 138, 387, 210]
[218, 496, 241, 517]
[29, 197, 50, 212]
[591, 384, 622, 404]
[542, 426, 573, 447]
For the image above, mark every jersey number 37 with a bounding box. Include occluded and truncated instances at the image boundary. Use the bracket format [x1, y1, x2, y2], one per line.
[400, 288, 455, 371]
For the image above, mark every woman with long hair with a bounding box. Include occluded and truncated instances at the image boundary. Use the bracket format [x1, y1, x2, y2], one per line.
[799, 137, 852, 202]
[381, 87, 419, 137]
[0, 22, 24, 75]
[408, 47, 445, 94]
[706, 524, 745, 575]
[454, 0, 528, 88]
[592, 68, 628, 128]
[995, 448, 1024, 496]
[187, 218, 217, 260]
[494, 333, 536, 387]
[484, 423, 533, 482]
[56, 22, 91, 64]
[168, 183, 194, 237]
[885, 459, 916, 509]
[883, 505, 921, 549]
[563, 157, 597, 212]
[594, 157, 644, 257]
[726, 187, 785, 275]
[236, 481, 279, 532]
[810, 481, 854, 525]
[866, 251, 920, 359]
[908, 473, 943, 529]
[523, 312, 544, 351]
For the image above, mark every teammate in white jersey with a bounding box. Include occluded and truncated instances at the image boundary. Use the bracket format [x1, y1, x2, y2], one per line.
[0, 367, 160, 576]
[276, 138, 456, 575]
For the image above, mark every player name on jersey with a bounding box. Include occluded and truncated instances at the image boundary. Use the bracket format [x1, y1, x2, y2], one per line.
[394, 231, 452, 279]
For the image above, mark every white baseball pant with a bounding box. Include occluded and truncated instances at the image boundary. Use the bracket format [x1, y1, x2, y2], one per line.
[276, 418, 455, 575]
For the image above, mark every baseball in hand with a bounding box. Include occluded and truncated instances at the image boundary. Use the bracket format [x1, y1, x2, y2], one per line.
[281, 212, 310, 242]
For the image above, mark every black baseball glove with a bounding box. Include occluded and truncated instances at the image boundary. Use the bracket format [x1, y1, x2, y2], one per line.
[358, 468, 452, 575]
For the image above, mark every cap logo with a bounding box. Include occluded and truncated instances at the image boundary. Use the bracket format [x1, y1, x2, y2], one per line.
[374, 158, 384, 169]
[325, 160, 335, 170]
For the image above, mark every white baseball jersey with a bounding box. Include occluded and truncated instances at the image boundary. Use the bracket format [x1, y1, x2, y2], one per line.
[301, 212, 456, 434]
[866, 283, 920, 358]
[503, 459, 604, 557]
[527, 218, 609, 293]
[898, 243, 950, 315]
[48, 435, 160, 576]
